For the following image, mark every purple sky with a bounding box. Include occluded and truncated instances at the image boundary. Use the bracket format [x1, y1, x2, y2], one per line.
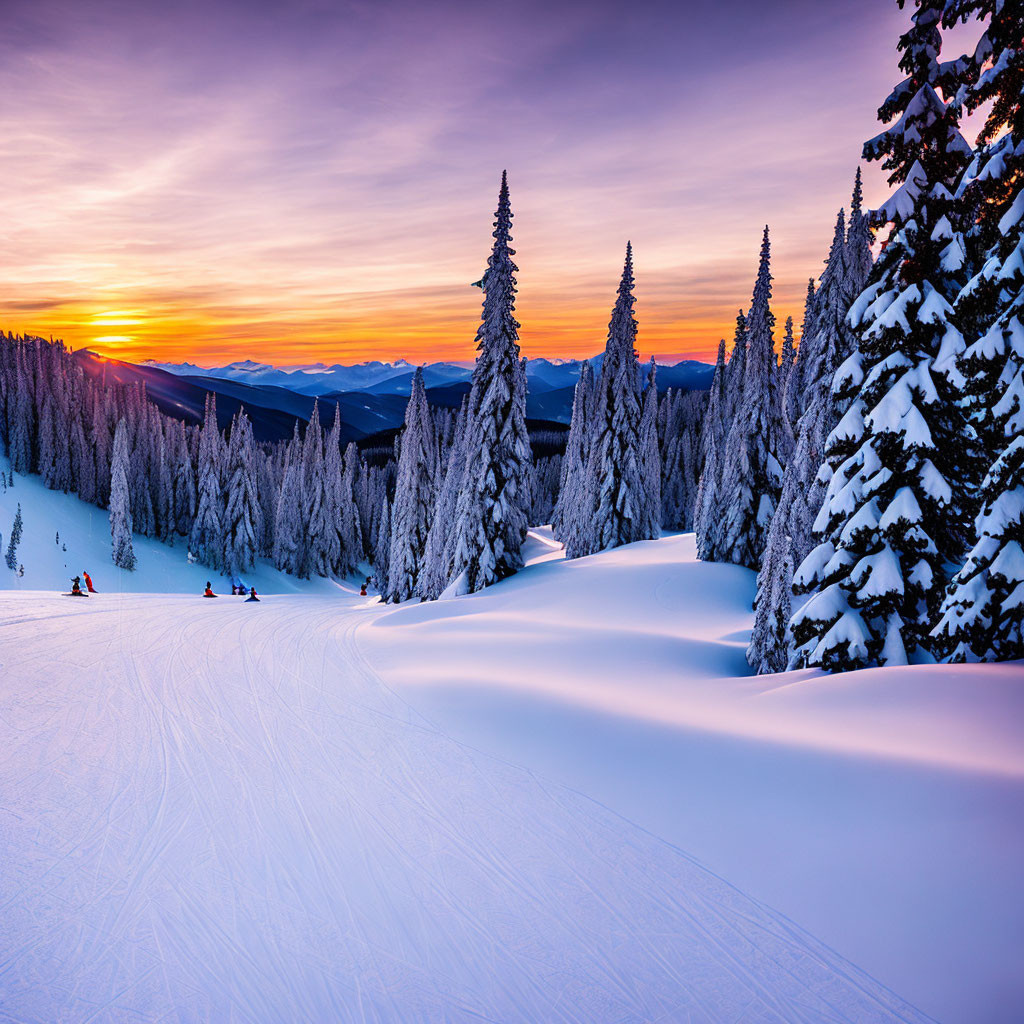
[0, 0, 959, 364]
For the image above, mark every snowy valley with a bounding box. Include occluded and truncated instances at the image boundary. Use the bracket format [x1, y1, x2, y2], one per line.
[1, 464, 1021, 1022]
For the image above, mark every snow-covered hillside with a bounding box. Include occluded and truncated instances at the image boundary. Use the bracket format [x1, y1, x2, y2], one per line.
[364, 532, 1024, 1024]
[2, 475, 1021, 1022]
[0, 459, 347, 595]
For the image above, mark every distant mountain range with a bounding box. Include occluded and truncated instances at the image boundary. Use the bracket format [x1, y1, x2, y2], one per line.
[80, 352, 713, 445]
[141, 355, 715, 400]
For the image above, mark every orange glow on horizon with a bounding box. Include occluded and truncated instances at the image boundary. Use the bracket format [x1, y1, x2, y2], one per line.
[2, 285, 810, 368]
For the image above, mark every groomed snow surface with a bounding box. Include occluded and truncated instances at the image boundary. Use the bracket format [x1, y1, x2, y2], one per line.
[2, 464, 1022, 1023]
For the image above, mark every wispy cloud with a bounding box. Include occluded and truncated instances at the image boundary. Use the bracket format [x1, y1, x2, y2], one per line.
[0, 0, 914, 363]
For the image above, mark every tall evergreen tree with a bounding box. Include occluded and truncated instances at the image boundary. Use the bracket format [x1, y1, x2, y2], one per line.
[189, 393, 224, 568]
[386, 367, 437, 602]
[109, 419, 136, 571]
[792, 3, 977, 671]
[373, 496, 391, 594]
[933, 0, 1024, 662]
[222, 409, 261, 576]
[418, 402, 468, 600]
[747, 507, 794, 674]
[322, 405, 346, 573]
[584, 242, 652, 554]
[554, 362, 595, 555]
[273, 431, 305, 577]
[302, 401, 334, 578]
[5, 503, 22, 570]
[694, 337, 728, 558]
[716, 227, 786, 569]
[447, 172, 532, 593]
[639, 358, 661, 539]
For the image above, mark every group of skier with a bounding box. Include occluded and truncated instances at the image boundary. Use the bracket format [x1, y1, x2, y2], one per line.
[63, 570, 260, 602]
[204, 580, 260, 602]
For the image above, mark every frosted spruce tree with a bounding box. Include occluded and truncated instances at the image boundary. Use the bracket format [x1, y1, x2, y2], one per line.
[933, 0, 1024, 662]
[273, 444, 305, 577]
[639, 358, 661, 539]
[322, 405, 346, 574]
[553, 361, 595, 556]
[747, 512, 794, 674]
[783, 280, 818, 433]
[579, 242, 654, 555]
[447, 172, 532, 594]
[222, 409, 261, 576]
[693, 337, 727, 558]
[716, 227, 786, 570]
[792, 2, 977, 671]
[189, 393, 224, 569]
[418, 401, 467, 599]
[302, 402, 334, 578]
[109, 418, 136, 571]
[696, 312, 748, 561]
[778, 317, 796, 421]
[373, 496, 391, 594]
[5, 502, 22, 570]
[386, 367, 437, 602]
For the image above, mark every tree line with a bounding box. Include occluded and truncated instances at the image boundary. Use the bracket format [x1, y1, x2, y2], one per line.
[696, 0, 1022, 671]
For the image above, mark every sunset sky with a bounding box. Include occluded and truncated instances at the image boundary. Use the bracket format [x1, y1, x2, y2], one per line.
[0, 0, 974, 366]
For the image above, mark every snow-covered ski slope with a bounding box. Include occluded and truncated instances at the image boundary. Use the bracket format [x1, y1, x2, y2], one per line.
[2, 593, 935, 1023]
[1, 467, 1021, 1021]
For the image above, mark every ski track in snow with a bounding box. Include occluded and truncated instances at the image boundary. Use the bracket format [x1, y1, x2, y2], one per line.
[0, 593, 934, 1023]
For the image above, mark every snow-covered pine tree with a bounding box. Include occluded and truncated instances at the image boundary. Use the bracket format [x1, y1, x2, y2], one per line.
[784, 281, 819, 433]
[418, 401, 468, 600]
[109, 418, 136, 571]
[386, 367, 437, 602]
[373, 496, 391, 593]
[716, 227, 786, 569]
[723, 309, 747, 423]
[583, 242, 653, 555]
[340, 442, 363, 569]
[302, 401, 334, 578]
[222, 409, 261, 576]
[747, 521, 794, 675]
[189, 393, 225, 569]
[792, 3, 977, 671]
[5, 502, 22, 570]
[774, 207, 863, 573]
[129, 411, 155, 538]
[779, 316, 796, 412]
[171, 420, 196, 537]
[91, 392, 112, 508]
[553, 361, 594, 552]
[322, 405, 345, 573]
[847, 167, 875, 288]
[8, 346, 33, 475]
[639, 358, 661, 538]
[932, 0, 1024, 662]
[694, 337, 728, 557]
[273, 429, 305, 576]
[446, 172, 532, 593]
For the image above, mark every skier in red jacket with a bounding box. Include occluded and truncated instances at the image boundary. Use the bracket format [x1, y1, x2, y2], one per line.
[83, 570, 96, 593]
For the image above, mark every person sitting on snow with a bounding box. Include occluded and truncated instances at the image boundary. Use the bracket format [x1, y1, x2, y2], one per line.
[231, 583, 238, 595]
[83, 570, 96, 593]
[238, 584, 248, 596]
[203, 581, 217, 598]
[70, 576, 84, 596]
[246, 586, 260, 602]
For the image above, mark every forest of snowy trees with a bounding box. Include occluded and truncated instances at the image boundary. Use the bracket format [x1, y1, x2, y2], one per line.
[1, 1, 1020, 674]
[703, 0, 1022, 672]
